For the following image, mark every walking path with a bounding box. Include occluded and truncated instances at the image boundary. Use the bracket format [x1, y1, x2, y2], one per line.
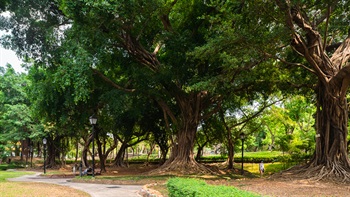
[8, 173, 143, 197]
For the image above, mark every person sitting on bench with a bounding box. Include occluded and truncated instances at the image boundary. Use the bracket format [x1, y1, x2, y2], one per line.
[82, 167, 92, 175]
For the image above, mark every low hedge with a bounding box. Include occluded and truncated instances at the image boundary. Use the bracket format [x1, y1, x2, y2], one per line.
[167, 177, 260, 197]
[199, 152, 311, 164]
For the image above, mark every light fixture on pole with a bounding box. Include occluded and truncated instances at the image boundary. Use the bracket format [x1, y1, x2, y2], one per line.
[240, 132, 245, 175]
[89, 114, 97, 177]
[43, 138, 47, 174]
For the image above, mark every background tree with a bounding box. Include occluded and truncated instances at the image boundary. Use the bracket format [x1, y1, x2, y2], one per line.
[0, 65, 34, 161]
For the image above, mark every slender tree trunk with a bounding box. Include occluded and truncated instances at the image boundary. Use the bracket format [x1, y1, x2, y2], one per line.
[112, 141, 128, 167]
[96, 128, 118, 172]
[74, 139, 79, 163]
[159, 146, 168, 164]
[219, 110, 235, 169]
[81, 134, 93, 168]
[146, 143, 155, 165]
[195, 144, 204, 161]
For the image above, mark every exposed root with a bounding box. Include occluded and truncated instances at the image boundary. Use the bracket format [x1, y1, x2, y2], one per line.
[271, 163, 350, 183]
[146, 159, 218, 176]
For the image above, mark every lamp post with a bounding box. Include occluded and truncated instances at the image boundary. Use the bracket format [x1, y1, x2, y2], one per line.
[29, 145, 33, 168]
[240, 132, 245, 175]
[43, 138, 47, 174]
[89, 114, 97, 177]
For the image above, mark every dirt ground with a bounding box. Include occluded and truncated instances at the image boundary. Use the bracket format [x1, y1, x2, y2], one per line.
[20, 163, 350, 197]
[107, 165, 350, 197]
[217, 178, 350, 197]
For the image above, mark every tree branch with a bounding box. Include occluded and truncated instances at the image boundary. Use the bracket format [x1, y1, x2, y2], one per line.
[330, 35, 350, 70]
[160, 0, 177, 32]
[92, 69, 135, 92]
[330, 65, 350, 99]
[264, 52, 316, 74]
[230, 100, 281, 128]
[156, 99, 178, 126]
[121, 31, 160, 72]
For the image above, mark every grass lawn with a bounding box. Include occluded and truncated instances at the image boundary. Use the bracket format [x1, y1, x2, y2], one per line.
[236, 161, 292, 177]
[0, 171, 90, 197]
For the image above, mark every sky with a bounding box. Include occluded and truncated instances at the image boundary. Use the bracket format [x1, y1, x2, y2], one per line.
[0, 12, 25, 73]
[0, 46, 25, 73]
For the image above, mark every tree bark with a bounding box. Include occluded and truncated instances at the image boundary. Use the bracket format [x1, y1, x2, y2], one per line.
[46, 137, 57, 168]
[276, 1, 350, 181]
[112, 140, 128, 167]
[219, 110, 235, 169]
[152, 92, 214, 174]
[306, 81, 350, 172]
[96, 128, 118, 172]
[81, 134, 93, 168]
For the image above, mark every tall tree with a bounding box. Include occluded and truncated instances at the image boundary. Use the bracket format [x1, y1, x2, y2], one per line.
[272, 1, 350, 181]
[233, 1, 350, 180]
[57, 0, 275, 174]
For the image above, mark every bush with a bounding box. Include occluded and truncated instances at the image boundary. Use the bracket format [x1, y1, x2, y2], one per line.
[167, 178, 260, 197]
[199, 151, 311, 164]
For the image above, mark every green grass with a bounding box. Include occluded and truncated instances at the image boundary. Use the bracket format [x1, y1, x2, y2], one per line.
[242, 151, 283, 158]
[167, 177, 261, 197]
[0, 171, 35, 182]
[234, 161, 291, 177]
[0, 163, 25, 171]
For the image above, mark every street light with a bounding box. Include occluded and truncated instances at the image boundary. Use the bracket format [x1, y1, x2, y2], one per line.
[29, 145, 33, 168]
[89, 114, 97, 177]
[240, 132, 245, 175]
[43, 138, 47, 174]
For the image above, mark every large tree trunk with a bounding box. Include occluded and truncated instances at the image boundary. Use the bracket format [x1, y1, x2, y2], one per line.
[303, 81, 350, 179]
[46, 137, 57, 169]
[152, 93, 214, 175]
[163, 125, 206, 173]
[276, 1, 350, 181]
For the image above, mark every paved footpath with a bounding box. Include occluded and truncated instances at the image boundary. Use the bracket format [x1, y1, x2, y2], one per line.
[8, 173, 143, 197]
